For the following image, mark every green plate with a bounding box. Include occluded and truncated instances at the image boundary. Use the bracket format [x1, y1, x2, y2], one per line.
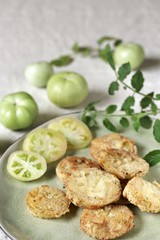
[0, 111, 160, 240]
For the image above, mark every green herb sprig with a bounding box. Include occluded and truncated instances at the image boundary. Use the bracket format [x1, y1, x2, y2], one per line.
[71, 36, 160, 166]
[48, 36, 160, 166]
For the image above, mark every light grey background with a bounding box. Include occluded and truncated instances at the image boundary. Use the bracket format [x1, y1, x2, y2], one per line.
[0, 0, 160, 239]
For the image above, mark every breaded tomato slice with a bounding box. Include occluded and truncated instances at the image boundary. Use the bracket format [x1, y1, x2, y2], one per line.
[97, 149, 149, 180]
[123, 177, 160, 213]
[56, 155, 100, 183]
[90, 133, 137, 160]
[65, 168, 121, 209]
[80, 205, 134, 240]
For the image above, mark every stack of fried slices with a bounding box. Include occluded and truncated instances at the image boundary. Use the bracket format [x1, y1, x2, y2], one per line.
[26, 133, 160, 240]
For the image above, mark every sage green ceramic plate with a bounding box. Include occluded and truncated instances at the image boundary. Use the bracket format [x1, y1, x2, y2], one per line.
[0, 112, 160, 240]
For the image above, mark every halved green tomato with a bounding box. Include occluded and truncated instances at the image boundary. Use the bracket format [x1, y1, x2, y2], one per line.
[7, 150, 47, 181]
[22, 128, 67, 163]
[48, 117, 92, 150]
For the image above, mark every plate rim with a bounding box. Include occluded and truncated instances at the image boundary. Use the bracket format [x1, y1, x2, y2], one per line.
[0, 110, 160, 240]
[0, 110, 88, 239]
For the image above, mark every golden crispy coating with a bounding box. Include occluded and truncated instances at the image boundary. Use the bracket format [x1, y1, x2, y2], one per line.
[123, 177, 160, 213]
[90, 133, 137, 160]
[56, 156, 100, 183]
[26, 185, 70, 218]
[65, 168, 121, 209]
[80, 205, 135, 240]
[96, 148, 149, 180]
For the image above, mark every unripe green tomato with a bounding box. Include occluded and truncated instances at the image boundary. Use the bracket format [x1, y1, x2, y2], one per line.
[113, 43, 145, 70]
[47, 72, 89, 108]
[24, 62, 53, 87]
[0, 92, 38, 130]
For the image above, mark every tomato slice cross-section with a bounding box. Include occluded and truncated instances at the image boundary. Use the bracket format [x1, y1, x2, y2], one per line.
[22, 128, 67, 163]
[48, 117, 92, 150]
[7, 150, 47, 181]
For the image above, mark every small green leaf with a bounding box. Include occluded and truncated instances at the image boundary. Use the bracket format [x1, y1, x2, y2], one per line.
[140, 97, 151, 109]
[72, 42, 92, 56]
[155, 94, 160, 100]
[81, 115, 97, 128]
[119, 117, 129, 128]
[118, 63, 131, 81]
[82, 109, 97, 119]
[84, 101, 97, 111]
[131, 70, 144, 92]
[144, 150, 160, 166]
[153, 119, 160, 143]
[81, 101, 99, 129]
[106, 48, 115, 70]
[81, 110, 97, 129]
[121, 96, 135, 113]
[100, 44, 115, 70]
[98, 49, 108, 62]
[140, 93, 153, 109]
[50, 55, 73, 66]
[103, 118, 118, 132]
[140, 116, 152, 129]
[81, 48, 92, 56]
[114, 39, 122, 46]
[105, 105, 117, 114]
[151, 101, 158, 113]
[108, 81, 119, 95]
[131, 114, 138, 122]
[132, 118, 140, 131]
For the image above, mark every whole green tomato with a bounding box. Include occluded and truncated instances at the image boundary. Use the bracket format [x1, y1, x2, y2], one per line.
[47, 72, 89, 108]
[24, 62, 53, 87]
[0, 92, 38, 130]
[113, 43, 145, 70]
